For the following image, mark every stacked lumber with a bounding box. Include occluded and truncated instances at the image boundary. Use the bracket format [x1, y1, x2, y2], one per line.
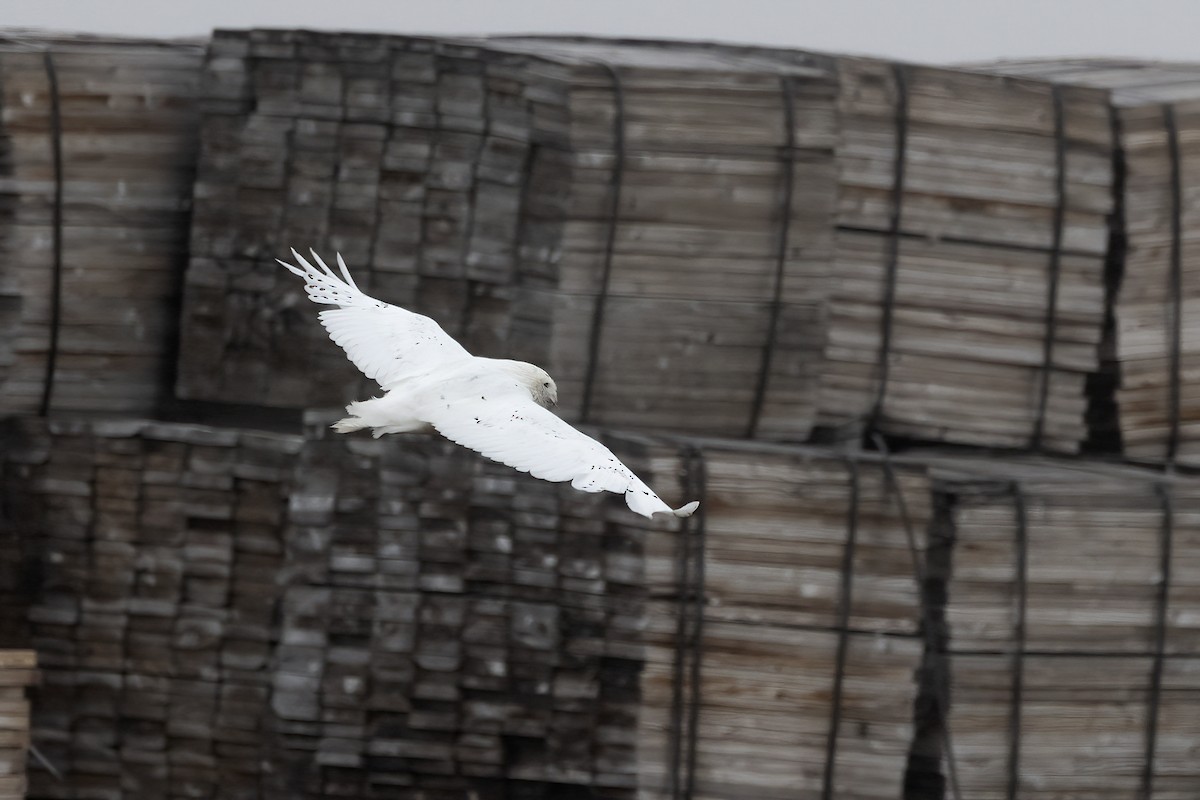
[922, 454, 1200, 798]
[949, 653, 1200, 799]
[1093, 92, 1200, 466]
[178, 30, 839, 440]
[977, 60, 1200, 465]
[0, 415, 667, 799]
[820, 58, 1114, 452]
[485, 38, 838, 439]
[633, 443, 932, 800]
[0, 416, 293, 800]
[0, 651, 35, 800]
[179, 30, 541, 408]
[0, 35, 203, 415]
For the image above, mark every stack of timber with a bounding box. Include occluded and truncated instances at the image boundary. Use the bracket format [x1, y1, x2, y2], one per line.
[0, 33, 204, 415]
[821, 58, 1115, 452]
[179, 29, 536, 408]
[483, 37, 838, 439]
[0, 415, 667, 799]
[980, 60, 1200, 466]
[177, 29, 839, 440]
[0, 652, 35, 800]
[633, 441, 933, 800]
[919, 454, 1200, 798]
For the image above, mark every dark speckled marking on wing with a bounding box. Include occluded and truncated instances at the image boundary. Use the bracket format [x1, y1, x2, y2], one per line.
[279, 249, 472, 388]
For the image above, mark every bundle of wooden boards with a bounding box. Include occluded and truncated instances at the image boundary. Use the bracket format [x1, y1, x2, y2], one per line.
[177, 31, 1131, 454]
[482, 38, 838, 439]
[919, 454, 1200, 798]
[633, 443, 931, 800]
[822, 58, 1114, 452]
[177, 29, 838, 440]
[0, 415, 661, 799]
[13, 414, 1200, 797]
[0, 651, 34, 800]
[978, 60, 1200, 466]
[0, 34, 203, 416]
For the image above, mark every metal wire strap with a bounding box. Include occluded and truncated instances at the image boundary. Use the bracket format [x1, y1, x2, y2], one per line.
[38, 50, 65, 418]
[1031, 85, 1067, 450]
[871, 433, 963, 800]
[669, 445, 708, 800]
[578, 62, 625, 424]
[746, 74, 798, 438]
[821, 459, 861, 800]
[1006, 484, 1029, 800]
[866, 63, 910, 434]
[1163, 104, 1184, 468]
[1141, 483, 1174, 800]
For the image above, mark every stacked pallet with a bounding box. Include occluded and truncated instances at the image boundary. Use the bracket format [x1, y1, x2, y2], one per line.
[632, 442, 932, 800]
[923, 455, 1200, 798]
[821, 58, 1114, 452]
[0, 35, 204, 415]
[0, 415, 666, 799]
[977, 60, 1200, 465]
[177, 30, 838, 440]
[0, 651, 35, 800]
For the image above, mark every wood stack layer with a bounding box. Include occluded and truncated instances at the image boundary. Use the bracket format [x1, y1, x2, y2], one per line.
[485, 38, 838, 439]
[0, 651, 35, 800]
[821, 59, 1114, 452]
[177, 30, 839, 440]
[634, 443, 931, 800]
[179, 30, 542, 408]
[0, 415, 667, 799]
[0, 36, 203, 415]
[921, 454, 1200, 798]
[979, 60, 1200, 465]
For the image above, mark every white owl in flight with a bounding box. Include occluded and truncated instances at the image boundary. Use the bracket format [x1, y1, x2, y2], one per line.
[279, 250, 699, 519]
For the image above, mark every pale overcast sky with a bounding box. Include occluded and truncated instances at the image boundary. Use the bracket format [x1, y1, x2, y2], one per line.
[5, 0, 1197, 64]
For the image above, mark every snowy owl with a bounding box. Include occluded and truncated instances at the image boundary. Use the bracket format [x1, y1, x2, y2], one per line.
[279, 249, 699, 519]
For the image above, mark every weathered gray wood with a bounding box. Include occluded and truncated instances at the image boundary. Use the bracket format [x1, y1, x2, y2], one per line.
[0, 36, 204, 416]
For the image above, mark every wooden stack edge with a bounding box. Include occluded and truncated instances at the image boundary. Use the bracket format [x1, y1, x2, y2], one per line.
[628, 440, 934, 800]
[972, 59, 1200, 469]
[0, 36, 203, 418]
[820, 57, 1114, 454]
[1, 414, 664, 799]
[902, 452, 1200, 797]
[0, 651, 35, 800]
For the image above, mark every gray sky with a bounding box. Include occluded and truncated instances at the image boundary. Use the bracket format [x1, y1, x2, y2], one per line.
[6, 0, 1198, 63]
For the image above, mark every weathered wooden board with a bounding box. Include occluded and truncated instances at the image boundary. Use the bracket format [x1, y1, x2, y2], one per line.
[0, 36, 203, 416]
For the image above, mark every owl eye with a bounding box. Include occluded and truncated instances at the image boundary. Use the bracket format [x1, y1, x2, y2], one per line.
[543, 382, 550, 387]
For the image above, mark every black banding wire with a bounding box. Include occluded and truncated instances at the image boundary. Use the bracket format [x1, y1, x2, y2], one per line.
[667, 445, 707, 800]
[866, 64, 910, 434]
[682, 446, 707, 800]
[38, 49, 64, 418]
[1031, 85, 1067, 450]
[1141, 483, 1173, 800]
[578, 62, 625, 424]
[871, 433, 963, 800]
[820, 459, 860, 800]
[1006, 483, 1029, 800]
[667, 460, 693, 800]
[746, 74, 797, 438]
[1163, 104, 1183, 468]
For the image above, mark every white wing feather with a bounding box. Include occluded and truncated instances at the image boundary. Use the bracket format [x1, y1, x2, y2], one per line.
[420, 376, 697, 519]
[277, 249, 471, 389]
